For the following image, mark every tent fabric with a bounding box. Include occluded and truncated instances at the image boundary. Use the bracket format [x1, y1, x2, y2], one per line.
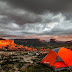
[58, 47, 72, 67]
[52, 48, 60, 53]
[55, 67, 68, 71]
[40, 50, 57, 66]
[54, 61, 67, 69]
[56, 56, 63, 62]
[40, 47, 72, 71]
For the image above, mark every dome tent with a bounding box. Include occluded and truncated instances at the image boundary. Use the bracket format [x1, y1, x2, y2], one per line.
[40, 47, 72, 71]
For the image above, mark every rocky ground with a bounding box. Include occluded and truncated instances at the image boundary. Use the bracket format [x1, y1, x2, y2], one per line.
[0, 51, 40, 72]
[0, 51, 71, 72]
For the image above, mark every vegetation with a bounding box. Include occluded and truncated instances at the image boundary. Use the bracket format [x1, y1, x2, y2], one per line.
[0, 39, 72, 72]
[14, 39, 72, 49]
[0, 51, 71, 72]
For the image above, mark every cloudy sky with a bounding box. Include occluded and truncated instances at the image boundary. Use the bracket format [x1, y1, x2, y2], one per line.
[0, 0, 72, 40]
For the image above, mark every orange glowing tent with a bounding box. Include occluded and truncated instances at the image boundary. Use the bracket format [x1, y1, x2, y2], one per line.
[40, 47, 72, 71]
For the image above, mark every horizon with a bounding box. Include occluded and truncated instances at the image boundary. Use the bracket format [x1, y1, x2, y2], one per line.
[0, 35, 72, 42]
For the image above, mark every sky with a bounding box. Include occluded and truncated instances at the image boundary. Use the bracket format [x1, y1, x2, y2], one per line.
[0, 0, 72, 40]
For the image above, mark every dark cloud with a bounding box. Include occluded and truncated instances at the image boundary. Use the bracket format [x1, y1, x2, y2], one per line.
[0, 0, 41, 25]
[6, 0, 72, 13]
[0, 0, 72, 36]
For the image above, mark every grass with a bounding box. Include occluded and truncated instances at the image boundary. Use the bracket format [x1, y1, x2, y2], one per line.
[19, 64, 71, 72]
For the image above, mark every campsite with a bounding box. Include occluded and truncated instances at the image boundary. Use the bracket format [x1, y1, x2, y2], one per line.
[0, 49, 71, 72]
[0, 0, 72, 72]
[0, 39, 72, 72]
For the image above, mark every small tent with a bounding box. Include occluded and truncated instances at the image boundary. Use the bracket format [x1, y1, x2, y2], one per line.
[40, 47, 72, 71]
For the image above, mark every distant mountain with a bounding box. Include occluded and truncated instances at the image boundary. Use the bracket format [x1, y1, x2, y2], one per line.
[14, 39, 48, 47]
[49, 39, 56, 43]
[48, 39, 68, 43]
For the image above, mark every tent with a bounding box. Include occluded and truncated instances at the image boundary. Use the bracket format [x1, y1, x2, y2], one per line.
[40, 47, 72, 71]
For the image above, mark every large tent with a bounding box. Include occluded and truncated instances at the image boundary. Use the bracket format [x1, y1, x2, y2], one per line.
[40, 47, 72, 71]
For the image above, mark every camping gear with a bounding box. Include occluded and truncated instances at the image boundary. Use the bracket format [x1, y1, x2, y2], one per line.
[40, 47, 72, 71]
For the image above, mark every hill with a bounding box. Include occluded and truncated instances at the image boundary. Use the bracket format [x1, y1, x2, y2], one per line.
[14, 39, 48, 48]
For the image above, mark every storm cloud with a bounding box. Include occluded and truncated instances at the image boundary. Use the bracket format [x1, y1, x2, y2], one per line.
[6, 0, 72, 13]
[0, 0, 72, 36]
